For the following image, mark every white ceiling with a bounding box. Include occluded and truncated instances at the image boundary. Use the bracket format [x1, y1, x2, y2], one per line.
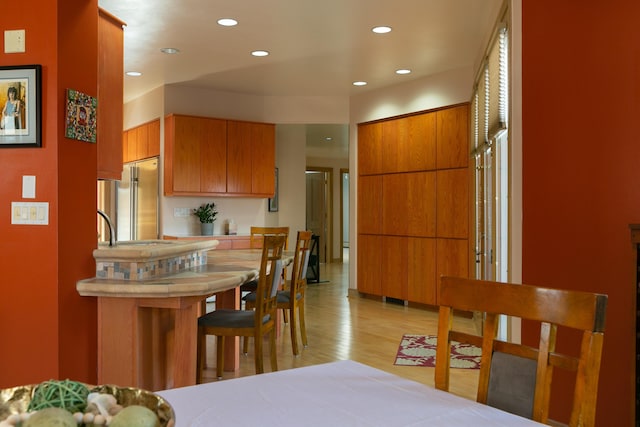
[98, 0, 502, 159]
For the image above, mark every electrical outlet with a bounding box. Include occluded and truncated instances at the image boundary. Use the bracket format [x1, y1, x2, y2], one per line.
[173, 207, 191, 217]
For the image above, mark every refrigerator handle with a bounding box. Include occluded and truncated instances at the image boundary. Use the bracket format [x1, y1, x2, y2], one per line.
[131, 165, 139, 240]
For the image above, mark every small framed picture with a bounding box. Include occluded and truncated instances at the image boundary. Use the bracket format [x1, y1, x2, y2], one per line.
[65, 88, 98, 143]
[0, 65, 42, 148]
[268, 167, 279, 212]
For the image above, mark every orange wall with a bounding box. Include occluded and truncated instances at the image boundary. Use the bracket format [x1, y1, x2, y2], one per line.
[0, 0, 98, 386]
[522, 1, 640, 425]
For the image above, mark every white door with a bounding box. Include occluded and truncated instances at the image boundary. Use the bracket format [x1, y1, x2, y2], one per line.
[306, 170, 329, 263]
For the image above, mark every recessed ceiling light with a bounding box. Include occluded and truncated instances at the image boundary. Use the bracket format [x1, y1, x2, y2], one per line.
[372, 26, 392, 34]
[251, 50, 269, 57]
[126, 71, 142, 77]
[160, 47, 180, 54]
[396, 69, 411, 75]
[217, 18, 238, 26]
[325, 137, 333, 141]
[353, 81, 367, 86]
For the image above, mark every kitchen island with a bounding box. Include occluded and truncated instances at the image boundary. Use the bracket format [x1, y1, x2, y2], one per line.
[77, 241, 289, 391]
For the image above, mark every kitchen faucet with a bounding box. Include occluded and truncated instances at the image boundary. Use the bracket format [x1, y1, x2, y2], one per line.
[97, 209, 116, 247]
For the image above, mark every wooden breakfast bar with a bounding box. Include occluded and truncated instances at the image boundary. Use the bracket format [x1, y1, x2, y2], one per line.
[77, 240, 290, 392]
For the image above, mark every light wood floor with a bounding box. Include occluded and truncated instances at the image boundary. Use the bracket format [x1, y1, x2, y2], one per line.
[200, 259, 480, 400]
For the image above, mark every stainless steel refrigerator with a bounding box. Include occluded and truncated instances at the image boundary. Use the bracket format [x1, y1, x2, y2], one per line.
[116, 157, 159, 241]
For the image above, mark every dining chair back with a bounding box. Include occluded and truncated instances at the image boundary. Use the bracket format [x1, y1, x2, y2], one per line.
[434, 276, 607, 427]
[244, 230, 313, 355]
[250, 226, 290, 250]
[240, 226, 290, 295]
[281, 231, 313, 354]
[196, 234, 287, 381]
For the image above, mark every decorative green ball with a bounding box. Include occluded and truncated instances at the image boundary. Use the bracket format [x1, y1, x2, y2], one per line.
[27, 379, 89, 413]
[23, 407, 76, 427]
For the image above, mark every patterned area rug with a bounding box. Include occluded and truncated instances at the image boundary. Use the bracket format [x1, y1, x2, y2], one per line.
[394, 334, 481, 369]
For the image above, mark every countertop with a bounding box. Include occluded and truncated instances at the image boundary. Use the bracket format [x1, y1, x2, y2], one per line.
[94, 239, 218, 261]
[77, 249, 292, 298]
[163, 234, 250, 239]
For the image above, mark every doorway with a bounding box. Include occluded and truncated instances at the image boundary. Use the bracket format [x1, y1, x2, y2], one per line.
[305, 167, 332, 264]
[340, 169, 349, 263]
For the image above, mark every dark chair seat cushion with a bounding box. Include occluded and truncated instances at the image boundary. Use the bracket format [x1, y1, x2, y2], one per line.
[239, 278, 258, 293]
[243, 290, 302, 304]
[198, 309, 270, 328]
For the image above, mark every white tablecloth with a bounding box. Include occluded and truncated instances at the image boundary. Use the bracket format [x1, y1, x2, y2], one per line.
[158, 360, 543, 426]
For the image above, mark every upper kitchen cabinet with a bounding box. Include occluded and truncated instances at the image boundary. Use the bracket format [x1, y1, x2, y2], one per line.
[97, 9, 125, 180]
[227, 120, 275, 197]
[164, 114, 227, 196]
[123, 119, 160, 163]
[164, 115, 275, 197]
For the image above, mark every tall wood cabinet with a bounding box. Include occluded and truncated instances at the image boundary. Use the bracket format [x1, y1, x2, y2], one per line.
[357, 104, 470, 306]
[97, 9, 125, 180]
[164, 114, 275, 197]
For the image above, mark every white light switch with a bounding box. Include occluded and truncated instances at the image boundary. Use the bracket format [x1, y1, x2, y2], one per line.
[4, 30, 25, 54]
[22, 175, 36, 198]
[11, 202, 48, 225]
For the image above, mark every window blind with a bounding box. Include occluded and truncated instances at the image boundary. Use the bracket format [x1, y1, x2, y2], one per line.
[488, 26, 508, 138]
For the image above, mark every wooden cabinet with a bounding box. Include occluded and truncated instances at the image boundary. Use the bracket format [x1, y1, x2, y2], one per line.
[407, 237, 437, 305]
[381, 236, 408, 300]
[357, 175, 382, 234]
[357, 234, 382, 296]
[227, 120, 275, 197]
[147, 120, 161, 159]
[382, 172, 436, 237]
[123, 119, 160, 163]
[357, 103, 470, 306]
[357, 122, 383, 175]
[435, 238, 469, 301]
[165, 115, 275, 197]
[382, 113, 436, 173]
[436, 168, 469, 239]
[359, 113, 437, 176]
[122, 130, 133, 164]
[355, 234, 439, 306]
[436, 105, 469, 169]
[97, 9, 125, 180]
[164, 114, 227, 196]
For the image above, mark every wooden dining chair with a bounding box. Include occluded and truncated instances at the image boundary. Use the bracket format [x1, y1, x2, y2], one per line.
[239, 226, 289, 294]
[196, 234, 287, 382]
[244, 230, 313, 355]
[249, 226, 290, 250]
[434, 276, 607, 427]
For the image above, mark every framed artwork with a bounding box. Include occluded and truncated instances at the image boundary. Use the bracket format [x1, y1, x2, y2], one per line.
[268, 167, 279, 212]
[65, 88, 97, 143]
[0, 64, 42, 148]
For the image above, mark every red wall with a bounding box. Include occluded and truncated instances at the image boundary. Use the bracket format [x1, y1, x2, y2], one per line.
[522, 1, 640, 425]
[0, 0, 98, 386]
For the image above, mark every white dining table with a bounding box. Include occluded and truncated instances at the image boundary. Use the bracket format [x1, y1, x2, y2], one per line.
[157, 360, 544, 426]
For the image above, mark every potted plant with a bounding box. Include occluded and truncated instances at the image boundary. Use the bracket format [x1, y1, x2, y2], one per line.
[193, 202, 218, 235]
